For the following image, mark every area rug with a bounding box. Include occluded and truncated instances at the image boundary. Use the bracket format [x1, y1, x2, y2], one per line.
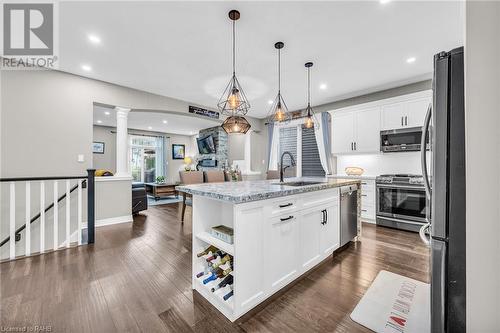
[350, 270, 430, 333]
[147, 195, 183, 206]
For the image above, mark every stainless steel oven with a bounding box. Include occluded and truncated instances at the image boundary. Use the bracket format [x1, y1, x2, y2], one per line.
[380, 127, 424, 152]
[376, 174, 427, 232]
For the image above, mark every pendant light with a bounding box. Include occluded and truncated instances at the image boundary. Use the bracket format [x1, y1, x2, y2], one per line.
[303, 62, 318, 129]
[267, 42, 290, 124]
[219, 10, 251, 134]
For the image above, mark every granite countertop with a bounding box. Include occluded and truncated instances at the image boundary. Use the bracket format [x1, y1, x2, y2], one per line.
[327, 174, 377, 180]
[176, 177, 360, 204]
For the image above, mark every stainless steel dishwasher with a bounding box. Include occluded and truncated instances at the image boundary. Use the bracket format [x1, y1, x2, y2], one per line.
[340, 185, 358, 247]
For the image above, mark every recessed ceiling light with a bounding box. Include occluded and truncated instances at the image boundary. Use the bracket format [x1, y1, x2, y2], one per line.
[319, 83, 327, 90]
[380, 0, 391, 4]
[268, 100, 274, 105]
[148, 126, 152, 130]
[87, 34, 101, 44]
[96, 120, 102, 124]
[81, 64, 92, 72]
[104, 111, 110, 115]
[162, 120, 168, 124]
[406, 57, 416, 64]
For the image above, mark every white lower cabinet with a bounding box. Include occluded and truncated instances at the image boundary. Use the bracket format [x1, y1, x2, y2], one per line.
[264, 214, 299, 290]
[320, 203, 340, 255]
[192, 187, 355, 322]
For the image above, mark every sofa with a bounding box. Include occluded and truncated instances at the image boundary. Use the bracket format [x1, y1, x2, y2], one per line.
[132, 183, 148, 214]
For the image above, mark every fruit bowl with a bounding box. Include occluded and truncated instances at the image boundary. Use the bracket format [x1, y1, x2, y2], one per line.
[345, 167, 364, 176]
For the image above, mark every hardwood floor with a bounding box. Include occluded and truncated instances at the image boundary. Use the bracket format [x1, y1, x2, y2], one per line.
[1, 203, 429, 332]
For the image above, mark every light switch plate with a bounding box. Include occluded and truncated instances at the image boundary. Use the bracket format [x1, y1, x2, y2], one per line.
[77, 154, 85, 163]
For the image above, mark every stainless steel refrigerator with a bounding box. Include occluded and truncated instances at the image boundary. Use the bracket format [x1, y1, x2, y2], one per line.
[420, 47, 466, 333]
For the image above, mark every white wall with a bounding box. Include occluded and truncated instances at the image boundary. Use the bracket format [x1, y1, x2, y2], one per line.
[336, 152, 424, 176]
[464, 1, 500, 331]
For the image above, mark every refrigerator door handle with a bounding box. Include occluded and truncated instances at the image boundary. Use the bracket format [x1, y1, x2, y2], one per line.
[419, 222, 431, 246]
[421, 103, 432, 200]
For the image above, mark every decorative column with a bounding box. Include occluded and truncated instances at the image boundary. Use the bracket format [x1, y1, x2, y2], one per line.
[115, 107, 131, 177]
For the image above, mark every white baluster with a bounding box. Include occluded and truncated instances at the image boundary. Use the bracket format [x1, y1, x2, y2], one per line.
[53, 180, 58, 251]
[40, 181, 45, 253]
[77, 180, 82, 246]
[9, 182, 15, 260]
[66, 180, 70, 248]
[25, 182, 31, 256]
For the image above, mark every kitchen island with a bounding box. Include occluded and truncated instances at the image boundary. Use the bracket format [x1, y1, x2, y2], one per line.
[176, 177, 361, 322]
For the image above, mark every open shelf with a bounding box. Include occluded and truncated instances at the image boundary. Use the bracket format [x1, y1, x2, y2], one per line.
[196, 231, 235, 256]
[194, 274, 234, 314]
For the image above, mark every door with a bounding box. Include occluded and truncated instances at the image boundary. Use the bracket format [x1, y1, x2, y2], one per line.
[381, 102, 406, 130]
[406, 97, 431, 127]
[320, 203, 340, 255]
[264, 214, 299, 291]
[355, 107, 381, 153]
[332, 112, 355, 154]
[299, 208, 321, 270]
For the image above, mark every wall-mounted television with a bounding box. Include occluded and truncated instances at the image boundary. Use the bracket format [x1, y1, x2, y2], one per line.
[197, 135, 216, 154]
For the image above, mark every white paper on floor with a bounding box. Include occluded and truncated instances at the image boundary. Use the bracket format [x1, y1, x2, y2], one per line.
[350, 270, 430, 333]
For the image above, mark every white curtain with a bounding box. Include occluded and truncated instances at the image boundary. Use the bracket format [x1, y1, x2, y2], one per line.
[268, 123, 280, 170]
[313, 113, 332, 175]
[155, 136, 166, 177]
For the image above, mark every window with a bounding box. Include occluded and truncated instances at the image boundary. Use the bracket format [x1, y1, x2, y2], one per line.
[130, 135, 164, 183]
[277, 125, 325, 177]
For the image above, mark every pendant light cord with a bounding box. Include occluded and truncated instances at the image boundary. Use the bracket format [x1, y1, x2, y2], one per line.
[307, 67, 311, 107]
[278, 48, 281, 93]
[232, 19, 235, 75]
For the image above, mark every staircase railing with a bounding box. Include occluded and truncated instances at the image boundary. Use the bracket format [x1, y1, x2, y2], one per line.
[0, 169, 95, 261]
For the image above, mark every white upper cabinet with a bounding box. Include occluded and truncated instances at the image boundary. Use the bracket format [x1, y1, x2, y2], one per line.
[381, 102, 407, 130]
[406, 97, 431, 127]
[355, 107, 381, 153]
[332, 112, 355, 154]
[381, 95, 432, 130]
[331, 107, 380, 154]
[330, 90, 432, 154]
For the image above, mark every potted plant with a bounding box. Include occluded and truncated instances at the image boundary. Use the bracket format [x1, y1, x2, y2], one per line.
[156, 176, 165, 184]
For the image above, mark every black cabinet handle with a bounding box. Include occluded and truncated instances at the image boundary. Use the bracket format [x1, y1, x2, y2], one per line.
[321, 210, 326, 225]
[280, 215, 294, 222]
[361, 194, 367, 197]
[279, 203, 293, 208]
[354, 142, 357, 151]
[325, 209, 328, 224]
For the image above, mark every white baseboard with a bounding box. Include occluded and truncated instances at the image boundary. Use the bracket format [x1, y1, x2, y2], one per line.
[83, 215, 133, 229]
[362, 219, 376, 225]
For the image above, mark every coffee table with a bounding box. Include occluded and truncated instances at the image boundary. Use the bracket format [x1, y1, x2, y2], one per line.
[144, 182, 179, 201]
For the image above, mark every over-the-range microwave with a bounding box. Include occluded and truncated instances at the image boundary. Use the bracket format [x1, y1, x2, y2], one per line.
[380, 127, 427, 152]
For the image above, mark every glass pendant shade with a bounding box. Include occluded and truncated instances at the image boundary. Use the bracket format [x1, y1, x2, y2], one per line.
[221, 115, 251, 134]
[267, 41, 291, 124]
[303, 62, 319, 129]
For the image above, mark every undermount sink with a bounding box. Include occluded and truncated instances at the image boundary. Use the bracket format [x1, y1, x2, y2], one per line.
[279, 181, 324, 187]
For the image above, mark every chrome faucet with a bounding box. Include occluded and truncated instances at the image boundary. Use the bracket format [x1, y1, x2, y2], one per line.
[280, 151, 296, 183]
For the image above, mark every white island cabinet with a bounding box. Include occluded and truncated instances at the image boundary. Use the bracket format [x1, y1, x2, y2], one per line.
[177, 178, 360, 322]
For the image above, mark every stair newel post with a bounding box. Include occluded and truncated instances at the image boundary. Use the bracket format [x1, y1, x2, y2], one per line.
[87, 169, 96, 244]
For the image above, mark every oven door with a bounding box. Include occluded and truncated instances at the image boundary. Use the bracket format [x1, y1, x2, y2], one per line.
[376, 184, 428, 223]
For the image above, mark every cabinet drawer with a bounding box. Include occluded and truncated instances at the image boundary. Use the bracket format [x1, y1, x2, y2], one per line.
[270, 198, 298, 216]
[361, 204, 375, 220]
[302, 189, 339, 209]
[361, 195, 375, 207]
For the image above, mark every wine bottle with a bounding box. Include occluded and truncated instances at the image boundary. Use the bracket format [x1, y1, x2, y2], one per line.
[203, 273, 218, 284]
[205, 250, 225, 262]
[211, 274, 233, 292]
[212, 254, 232, 269]
[223, 290, 234, 301]
[196, 245, 218, 257]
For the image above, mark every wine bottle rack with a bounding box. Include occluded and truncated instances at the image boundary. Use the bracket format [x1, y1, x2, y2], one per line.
[196, 232, 234, 256]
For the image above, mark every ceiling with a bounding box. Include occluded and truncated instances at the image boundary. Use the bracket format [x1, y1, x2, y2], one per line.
[60, 1, 464, 119]
[93, 105, 220, 135]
